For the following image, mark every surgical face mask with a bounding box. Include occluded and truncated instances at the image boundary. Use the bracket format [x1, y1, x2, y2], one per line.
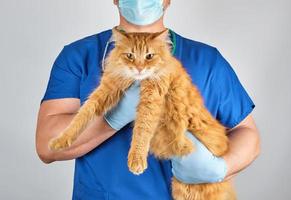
[118, 0, 164, 26]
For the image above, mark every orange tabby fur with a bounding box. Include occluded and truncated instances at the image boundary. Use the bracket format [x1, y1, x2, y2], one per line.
[49, 27, 236, 200]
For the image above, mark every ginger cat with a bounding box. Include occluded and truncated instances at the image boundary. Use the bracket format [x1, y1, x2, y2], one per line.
[49, 27, 236, 200]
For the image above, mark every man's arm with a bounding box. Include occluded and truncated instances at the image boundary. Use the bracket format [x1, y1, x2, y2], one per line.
[223, 114, 261, 179]
[35, 98, 116, 164]
[36, 82, 140, 164]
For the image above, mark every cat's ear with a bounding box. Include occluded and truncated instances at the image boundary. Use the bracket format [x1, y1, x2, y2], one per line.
[149, 28, 170, 42]
[112, 26, 130, 42]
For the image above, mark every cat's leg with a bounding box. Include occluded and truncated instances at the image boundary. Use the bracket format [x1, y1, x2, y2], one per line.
[49, 74, 134, 150]
[150, 124, 194, 160]
[127, 80, 166, 175]
[160, 75, 198, 157]
[174, 85, 235, 200]
[162, 106, 195, 157]
[167, 59, 235, 200]
[187, 86, 228, 156]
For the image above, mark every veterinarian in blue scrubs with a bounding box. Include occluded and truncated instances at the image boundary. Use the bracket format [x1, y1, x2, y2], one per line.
[37, 0, 260, 199]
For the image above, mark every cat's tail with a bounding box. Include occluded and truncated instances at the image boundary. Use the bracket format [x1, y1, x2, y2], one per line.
[172, 177, 236, 200]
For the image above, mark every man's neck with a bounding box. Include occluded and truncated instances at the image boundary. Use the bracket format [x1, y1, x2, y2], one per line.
[117, 15, 166, 33]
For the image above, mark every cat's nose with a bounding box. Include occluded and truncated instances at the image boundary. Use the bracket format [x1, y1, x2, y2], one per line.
[136, 66, 143, 72]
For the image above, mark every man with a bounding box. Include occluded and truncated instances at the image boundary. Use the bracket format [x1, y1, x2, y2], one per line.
[36, 0, 260, 199]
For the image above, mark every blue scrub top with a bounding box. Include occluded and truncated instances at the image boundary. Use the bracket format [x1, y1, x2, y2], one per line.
[41, 28, 255, 200]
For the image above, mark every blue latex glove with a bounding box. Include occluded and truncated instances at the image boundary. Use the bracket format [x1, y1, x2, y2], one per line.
[104, 81, 140, 131]
[171, 131, 228, 184]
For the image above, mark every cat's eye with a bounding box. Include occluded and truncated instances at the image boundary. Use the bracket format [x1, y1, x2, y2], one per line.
[145, 53, 155, 60]
[126, 53, 134, 60]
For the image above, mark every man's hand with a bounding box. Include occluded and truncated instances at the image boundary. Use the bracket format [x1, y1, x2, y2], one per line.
[171, 131, 228, 184]
[104, 81, 140, 130]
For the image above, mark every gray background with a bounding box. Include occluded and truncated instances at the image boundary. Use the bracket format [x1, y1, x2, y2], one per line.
[0, 0, 290, 199]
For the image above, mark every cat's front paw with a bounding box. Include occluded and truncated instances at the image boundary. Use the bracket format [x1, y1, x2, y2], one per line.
[127, 151, 148, 175]
[49, 134, 74, 151]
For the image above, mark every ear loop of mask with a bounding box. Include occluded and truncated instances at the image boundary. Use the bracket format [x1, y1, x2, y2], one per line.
[102, 27, 126, 71]
[102, 35, 114, 72]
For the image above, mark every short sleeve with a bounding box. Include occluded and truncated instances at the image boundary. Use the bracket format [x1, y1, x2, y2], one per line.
[214, 49, 255, 128]
[40, 46, 81, 104]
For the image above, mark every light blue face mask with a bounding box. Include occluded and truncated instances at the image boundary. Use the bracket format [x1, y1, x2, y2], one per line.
[118, 0, 164, 26]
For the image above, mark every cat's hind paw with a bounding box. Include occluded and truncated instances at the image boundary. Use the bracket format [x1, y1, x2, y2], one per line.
[127, 152, 148, 175]
[48, 134, 74, 151]
[172, 137, 195, 156]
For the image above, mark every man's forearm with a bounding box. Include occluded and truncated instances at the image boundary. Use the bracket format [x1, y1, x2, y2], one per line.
[223, 115, 260, 179]
[36, 113, 115, 163]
